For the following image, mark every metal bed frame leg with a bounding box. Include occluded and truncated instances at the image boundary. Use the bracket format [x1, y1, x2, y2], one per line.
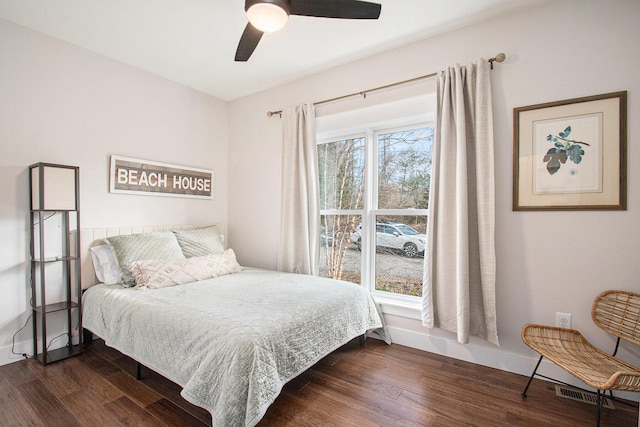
[522, 355, 544, 398]
[359, 333, 366, 346]
[82, 328, 93, 344]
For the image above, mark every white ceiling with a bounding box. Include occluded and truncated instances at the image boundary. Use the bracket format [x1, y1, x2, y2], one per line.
[0, 0, 548, 101]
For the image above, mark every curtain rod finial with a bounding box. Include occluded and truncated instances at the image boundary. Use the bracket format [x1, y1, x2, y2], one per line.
[489, 53, 506, 69]
[493, 53, 506, 63]
[267, 110, 282, 118]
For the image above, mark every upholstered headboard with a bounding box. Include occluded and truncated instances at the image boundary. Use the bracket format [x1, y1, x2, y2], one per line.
[74, 224, 224, 290]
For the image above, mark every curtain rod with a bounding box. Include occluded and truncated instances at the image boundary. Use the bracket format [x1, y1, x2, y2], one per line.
[267, 53, 505, 117]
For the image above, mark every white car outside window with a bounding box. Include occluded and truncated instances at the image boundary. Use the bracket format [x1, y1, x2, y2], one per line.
[350, 222, 425, 258]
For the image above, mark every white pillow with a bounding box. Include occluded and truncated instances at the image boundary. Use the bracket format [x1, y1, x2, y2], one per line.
[173, 226, 225, 257]
[105, 231, 185, 287]
[131, 249, 242, 290]
[89, 244, 123, 285]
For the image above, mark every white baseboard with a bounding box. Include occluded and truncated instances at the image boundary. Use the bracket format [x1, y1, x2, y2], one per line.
[386, 325, 639, 403]
[1, 332, 73, 367]
[0, 339, 31, 366]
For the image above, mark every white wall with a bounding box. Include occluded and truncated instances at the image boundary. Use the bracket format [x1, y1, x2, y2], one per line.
[0, 19, 228, 365]
[229, 0, 640, 393]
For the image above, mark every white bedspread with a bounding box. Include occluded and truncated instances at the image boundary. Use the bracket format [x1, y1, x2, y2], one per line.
[82, 268, 384, 426]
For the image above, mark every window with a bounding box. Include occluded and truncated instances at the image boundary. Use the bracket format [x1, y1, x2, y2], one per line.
[318, 113, 433, 302]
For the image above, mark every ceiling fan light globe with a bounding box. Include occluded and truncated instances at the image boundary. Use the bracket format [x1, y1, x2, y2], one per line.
[247, 3, 289, 33]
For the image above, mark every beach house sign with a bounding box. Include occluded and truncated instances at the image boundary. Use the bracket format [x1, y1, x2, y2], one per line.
[110, 155, 213, 199]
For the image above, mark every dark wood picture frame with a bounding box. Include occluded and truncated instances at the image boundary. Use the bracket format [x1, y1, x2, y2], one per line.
[513, 91, 627, 211]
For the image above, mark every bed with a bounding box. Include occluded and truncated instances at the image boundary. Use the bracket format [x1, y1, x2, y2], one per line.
[79, 224, 385, 427]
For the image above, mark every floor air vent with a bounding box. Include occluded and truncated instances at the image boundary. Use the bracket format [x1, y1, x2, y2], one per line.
[555, 386, 615, 409]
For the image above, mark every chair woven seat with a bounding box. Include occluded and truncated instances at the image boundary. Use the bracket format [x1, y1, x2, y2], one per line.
[521, 290, 640, 426]
[522, 324, 640, 390]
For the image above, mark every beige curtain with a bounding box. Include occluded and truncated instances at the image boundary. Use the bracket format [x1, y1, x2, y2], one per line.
[422, 59, 499, 346]
[277, 103, 320, 275]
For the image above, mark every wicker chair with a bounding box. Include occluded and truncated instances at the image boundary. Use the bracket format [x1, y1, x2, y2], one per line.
[521, 290, 640, 426]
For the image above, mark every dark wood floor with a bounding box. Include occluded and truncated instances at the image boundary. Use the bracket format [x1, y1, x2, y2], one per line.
[0, 338, 637, 426]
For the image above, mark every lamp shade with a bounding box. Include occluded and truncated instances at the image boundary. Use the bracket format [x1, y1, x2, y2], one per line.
[246, 1, 289, 33]
[30, 163, 79, 211]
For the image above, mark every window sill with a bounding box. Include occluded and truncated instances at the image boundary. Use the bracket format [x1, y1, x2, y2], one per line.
[372, 293, 422, 321]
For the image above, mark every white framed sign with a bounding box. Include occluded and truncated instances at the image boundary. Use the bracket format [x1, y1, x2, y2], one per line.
[109, 155, 213, 199]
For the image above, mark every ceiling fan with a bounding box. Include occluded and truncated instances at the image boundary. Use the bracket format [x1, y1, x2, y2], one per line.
[235, 0, 382, 62]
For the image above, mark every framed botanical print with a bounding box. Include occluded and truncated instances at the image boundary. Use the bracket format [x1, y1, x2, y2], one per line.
[513, 91, 626, 210]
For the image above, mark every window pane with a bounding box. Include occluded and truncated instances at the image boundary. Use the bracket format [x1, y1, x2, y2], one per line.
[378, 128, 433, 209]
[319, 215, 361, 284]
[318, 138, 365, 210]
[374, 215, 426, 297]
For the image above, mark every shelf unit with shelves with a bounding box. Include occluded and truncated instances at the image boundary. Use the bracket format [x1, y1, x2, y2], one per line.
[29, 163, 82, 365]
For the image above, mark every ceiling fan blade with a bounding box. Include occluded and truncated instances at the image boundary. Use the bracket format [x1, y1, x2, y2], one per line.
[289, 0, 381, 19]
[235, 23, 264, 62]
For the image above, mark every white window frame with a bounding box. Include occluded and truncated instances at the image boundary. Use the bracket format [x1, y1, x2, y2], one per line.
[318, 115, 433, 308]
